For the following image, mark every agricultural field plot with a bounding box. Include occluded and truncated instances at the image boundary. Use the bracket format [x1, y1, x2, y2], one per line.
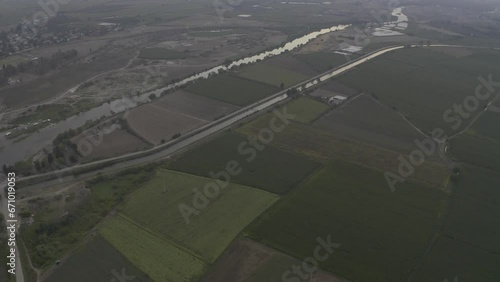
[153, 91, 239, 120]
[203, 239, 347, 282]
[335, 47, 500, 135]
[440, 165, 500, 253]
[21, 168, 155, 270]
[294, 52, 349, 73]
[450, 134, 500, 171]
[263, 55, 317, 77]
[168, 133, 322, 194]
[246, 160, 448, 282]
[285, 96, 330, 123]
[126, 91, 239, 144]
[120, 170, 279, 262]
[186, 74, 279, 106]
[450, 110, 500, 171]
[235, 62, 309, 89]
[138, 47, 188, 60]
[45, 236, 151, 282]
[72, 128, 149, 162]
[237, 114, 449, 189]
[465, 110, 500, 142]
[319, 80, 359, 97]
[413, 236, 500, 282]
[126, 105, 203, 145]
[99, 215, 208, 282]
[314, 95, 428, 153]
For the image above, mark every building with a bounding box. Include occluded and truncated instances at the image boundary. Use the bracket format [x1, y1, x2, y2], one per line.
[328, 95, 347, 105]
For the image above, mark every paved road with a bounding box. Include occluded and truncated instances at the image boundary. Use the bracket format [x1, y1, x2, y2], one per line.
[12, 43, 498, 191]
[4, 43, 499, 280]
[13, 44, 410, 191]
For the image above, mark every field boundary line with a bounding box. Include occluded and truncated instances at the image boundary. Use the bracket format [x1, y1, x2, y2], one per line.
[20, 44, 485, 188]
[448, 94, 500, 141]
[38, 208, 120, 281]
[366, 94, 430, 139]
[114, 213, 210, 263]
[406, 175, 454, 281]
[148, 103, 210, 123]
[158, 168, 281, 197]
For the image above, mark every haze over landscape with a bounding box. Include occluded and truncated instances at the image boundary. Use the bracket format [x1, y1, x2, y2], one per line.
[1, 0, 500, 281]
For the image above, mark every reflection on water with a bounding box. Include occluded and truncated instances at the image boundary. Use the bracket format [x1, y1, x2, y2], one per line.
[0, 24, 349, 166]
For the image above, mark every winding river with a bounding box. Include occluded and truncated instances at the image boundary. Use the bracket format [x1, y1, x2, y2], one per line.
[0, 7, 408, 167]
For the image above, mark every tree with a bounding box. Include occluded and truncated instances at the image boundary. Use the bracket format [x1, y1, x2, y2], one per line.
[47, 153, 54, 164]
[34, 160, 41, 171]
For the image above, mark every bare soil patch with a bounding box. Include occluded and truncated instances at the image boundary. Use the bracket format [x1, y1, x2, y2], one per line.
[73, 128, 149, 162]
[126, 91, 239, 144]
[203, 239, 349, 282]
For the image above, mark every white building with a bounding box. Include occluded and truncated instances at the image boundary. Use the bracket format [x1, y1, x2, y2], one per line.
[328, 95, 347, 105]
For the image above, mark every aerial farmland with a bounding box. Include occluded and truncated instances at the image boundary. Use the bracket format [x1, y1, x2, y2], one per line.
[2, 0, 500, 281]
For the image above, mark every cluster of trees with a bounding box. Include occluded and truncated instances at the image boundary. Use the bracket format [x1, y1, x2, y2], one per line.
[2, 48, 78, 82]
[0, 49, 78, 86]
[1, 127, 82, 177]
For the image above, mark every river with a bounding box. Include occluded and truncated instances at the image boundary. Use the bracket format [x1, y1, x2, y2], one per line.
[0, 7, 408, 168]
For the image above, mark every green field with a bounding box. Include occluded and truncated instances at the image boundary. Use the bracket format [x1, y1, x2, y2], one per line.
[247, 159, 448, 282]
[314, 95, 425, 152]
[237, 114, 449, 189]
[138, 48, 187, 60]
[99, 215, 207, 282]
[450, 133, 500, 171]
[236, 63, 308, 88]
[413, 165, 500, 281]
[168, 133, 322, 194]
[186, 74, 279, 106]
[0, 54, 28, 66]
[22, 167, 154, 269]
[46, 236, 151, 282]
[283, 96, 329, 123]
[295, 52, 348, 72]
[441, 165, 500, 252]
[466, 110, 500, 142]
[450, 110, 500, 171]
[413, 236, 500, 282]
[335, 47, 500, 135]
[120, 170, 278, 262]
